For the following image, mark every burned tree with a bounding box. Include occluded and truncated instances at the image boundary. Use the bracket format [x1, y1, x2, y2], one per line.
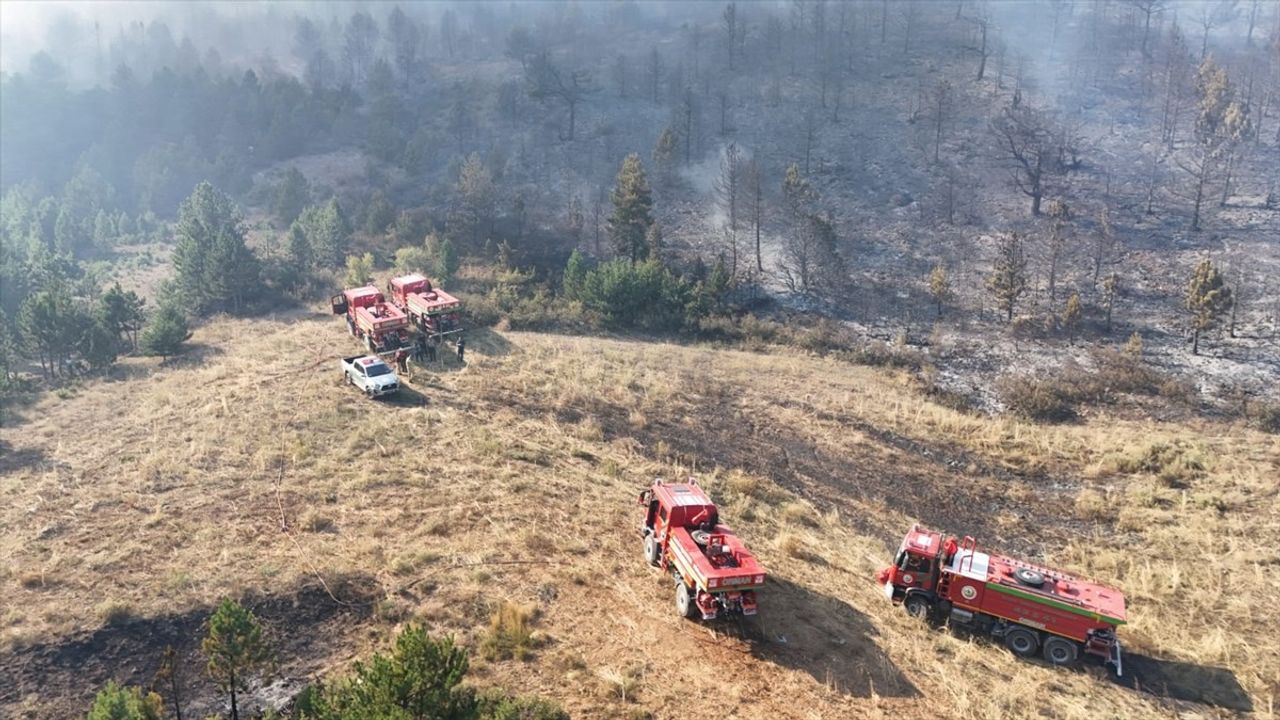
[1184, 257, 1232, 354]
[988, 231, 1029, 322]
[715, 143, 744, 276]
[1044, 199, 1071, 302]
[744, 156, 765, 273]
[525, 51, 597, 141]
[991, 104, 1055, 216]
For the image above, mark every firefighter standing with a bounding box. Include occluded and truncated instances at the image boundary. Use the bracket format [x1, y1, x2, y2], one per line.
[456, 337, 466, 364]
[394, 347, 409, 374]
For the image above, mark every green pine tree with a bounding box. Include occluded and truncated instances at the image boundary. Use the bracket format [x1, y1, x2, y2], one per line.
[272, 168, 310, 226]
[86, 681, 164, 720]
[562, 250, 587, 300]
[173, 182, 258, 315]
[203, 599, 272, 720]
[140, 302, 190, 361]
[607, 154, 655, 264]
[304, 625, 472, 720]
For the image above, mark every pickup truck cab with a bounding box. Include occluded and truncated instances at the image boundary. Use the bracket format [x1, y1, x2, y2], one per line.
[341, 355, 400, 398]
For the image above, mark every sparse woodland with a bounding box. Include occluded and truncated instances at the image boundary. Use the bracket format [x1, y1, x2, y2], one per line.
[1, 1, 1279, 718]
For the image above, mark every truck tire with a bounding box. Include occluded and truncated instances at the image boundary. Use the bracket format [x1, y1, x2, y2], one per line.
[1005, 627, 1040, 658]
[1042, 636, 1079, 665]
[1013, 568, 1046, 587]
[644, 533, 660, 567]
[904, 594, 933, 621]
[675, 581, 697, 619]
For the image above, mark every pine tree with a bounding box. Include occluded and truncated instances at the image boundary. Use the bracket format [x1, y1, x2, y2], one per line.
[652, 127, 678, 189]
[93, 209, 116, 248]
[364, 191, 395, 236]
[454, 153, 495, 247]
[426, 234, 459, 285]
[928, 262, 950, 317]
[1184, 258, 1231, 354]
[297, 199, 351, 268]
[173, 182, 258, 315]
[1063, 292, 1083, 335]
[988, 232, 1028, 322]
[203, 599, 272, 720]
[140, 302, 190, 361]
[272, 168, 310, 227]
[86, 682, 164, 720]
[82, 317, 120, 371]
[307, 626, 472, 720]
[1102, 272, 1119, 332]
[98, 283, 146, 351]
[646, 222, 665, 263]
[286, 222, 313, 274]
[607, 154, 655, 264]
[563, 250, 587, 300]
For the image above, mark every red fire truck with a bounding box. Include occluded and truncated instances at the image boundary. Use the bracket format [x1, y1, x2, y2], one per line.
[386, 273, 463, 338]
[330, 286, 411, 354]
[638, 480, 767, 620]
[879, 525, 1126, 674]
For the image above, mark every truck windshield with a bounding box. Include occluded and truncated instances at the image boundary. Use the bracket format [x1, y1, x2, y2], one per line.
[365, 362, 392, 377]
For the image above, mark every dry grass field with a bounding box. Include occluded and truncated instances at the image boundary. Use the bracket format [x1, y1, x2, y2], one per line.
[1, 310, 1277, 719]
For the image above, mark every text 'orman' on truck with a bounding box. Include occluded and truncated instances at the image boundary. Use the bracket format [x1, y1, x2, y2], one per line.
[638, 479, 766, 620]
[879, 524, 1126, 674]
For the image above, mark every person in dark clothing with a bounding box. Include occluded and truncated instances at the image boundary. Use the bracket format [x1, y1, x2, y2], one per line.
[426, 338, 438, 363]
[455, 337, 466, 363]
[414, 334, 427, 363]
[394, 348, 409, 374]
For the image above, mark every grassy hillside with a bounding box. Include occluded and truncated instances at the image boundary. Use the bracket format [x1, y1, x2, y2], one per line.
[1, 312, 1276, 719]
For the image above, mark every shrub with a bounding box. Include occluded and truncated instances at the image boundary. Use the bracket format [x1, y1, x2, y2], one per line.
[97, 600, 134, 626]
[577, 259, 691, 331]
[1250, 402, 1280, 434]
[86, 682, 164, 720]
[140, 302, 190, 360]
[475, 690, 569, 720]
[1108, 441, 1206, 487]
[480, 602, 536, 661]
[343, 252, 375, 288]
[999, 376, 1077, 422]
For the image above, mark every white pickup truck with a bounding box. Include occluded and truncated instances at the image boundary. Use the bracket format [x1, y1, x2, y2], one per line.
[341, 355, 401, 398]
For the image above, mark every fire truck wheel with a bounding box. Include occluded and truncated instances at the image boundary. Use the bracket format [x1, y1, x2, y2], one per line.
[644, 534, 660, 566]
[675, 581, 697, 619]
[903, 594, 933, 621]
[1013, 568, 1046, 587]
[1004, 627, 1040, 658]
[1042, 636, 1079, 665]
